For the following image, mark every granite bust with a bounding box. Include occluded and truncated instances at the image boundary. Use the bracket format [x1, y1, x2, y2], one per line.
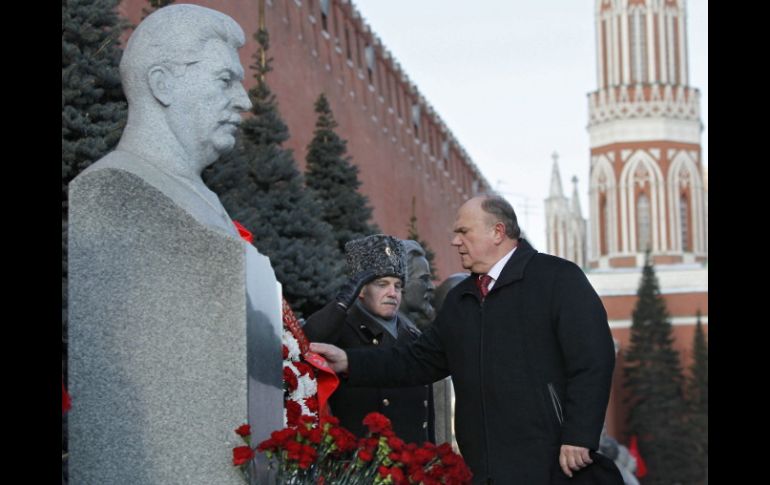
[67, 5, 282, 484]
[96, 2, 252, 235]
[398, 239, 436, 330]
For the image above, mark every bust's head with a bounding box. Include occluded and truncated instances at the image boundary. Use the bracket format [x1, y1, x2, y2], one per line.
[399, 240, 435, 326]
[119, 4, 252, 170]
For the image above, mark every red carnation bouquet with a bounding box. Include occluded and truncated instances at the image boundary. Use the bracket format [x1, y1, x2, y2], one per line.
[231, 222, 470, 483]
[237, 412, 472, 484]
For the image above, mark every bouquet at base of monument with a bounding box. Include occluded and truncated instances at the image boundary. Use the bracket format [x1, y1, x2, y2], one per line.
[253, 411, 473, 484]
[232, 424, 256, 481]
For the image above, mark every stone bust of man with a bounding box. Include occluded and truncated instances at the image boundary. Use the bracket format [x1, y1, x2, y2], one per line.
[398, 239, 436, 329]
[91, 3, 252, 234]
[67, 6, 282, 484]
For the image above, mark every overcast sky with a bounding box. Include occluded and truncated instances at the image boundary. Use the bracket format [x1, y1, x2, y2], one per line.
[352, 0, 708, 252]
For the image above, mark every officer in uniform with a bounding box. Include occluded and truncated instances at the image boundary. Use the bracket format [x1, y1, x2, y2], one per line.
[303, 234, 435, 444]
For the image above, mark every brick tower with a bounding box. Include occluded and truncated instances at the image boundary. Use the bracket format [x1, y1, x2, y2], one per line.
[584, 0, 708, 439]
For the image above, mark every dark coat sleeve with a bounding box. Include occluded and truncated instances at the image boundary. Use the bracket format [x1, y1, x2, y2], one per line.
[303, 301, 348, 343]
[553, 263, 616, 449]
[347, 318, 450, 388]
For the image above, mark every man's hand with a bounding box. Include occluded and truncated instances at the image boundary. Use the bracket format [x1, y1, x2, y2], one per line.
[335, 270, 379, 310]
[559, 444, 592, 477]
[309, 342, 349, 374]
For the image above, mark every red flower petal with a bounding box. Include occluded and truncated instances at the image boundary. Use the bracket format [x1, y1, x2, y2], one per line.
[232, 446, 254, 466]
[232, 221, 253, 244]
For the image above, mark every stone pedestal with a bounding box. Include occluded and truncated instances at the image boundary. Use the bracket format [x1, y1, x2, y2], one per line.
[433, 377, 457, 449]
[68, 166, 282, 484]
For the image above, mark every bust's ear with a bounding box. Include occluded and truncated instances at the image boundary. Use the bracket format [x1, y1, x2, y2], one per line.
[148, 65, 173, 107]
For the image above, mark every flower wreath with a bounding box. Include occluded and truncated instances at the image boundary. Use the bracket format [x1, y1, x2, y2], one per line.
[234, 221, 339, 428]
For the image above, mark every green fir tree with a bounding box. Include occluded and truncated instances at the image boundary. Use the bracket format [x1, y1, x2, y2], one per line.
[623, 253, 699, 484]
[406, 196, 438, 280]
[204, 28, 343, 317]
[685, 310, 708, 484]
[305, 93, 379, 252]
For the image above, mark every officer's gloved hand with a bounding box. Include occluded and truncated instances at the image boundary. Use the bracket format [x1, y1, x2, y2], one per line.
[335, 270, 379, 310]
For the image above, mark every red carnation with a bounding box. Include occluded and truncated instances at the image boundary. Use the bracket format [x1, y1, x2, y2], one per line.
[362, 412, 392, 434]
[286, 440, 303, 460]
[304, 396, 319, 413]
[399, 449, 414, 466]
[298, 415, 316, 428]
[307, 426, 323, 444]
[232, 445, 255, 466]
[286, 400, 302, 426]
[321, 415, 340, 427]
[414, 447, 436, 466]
[437, 442, 453, 457]
[294, 361, 313, 376]
[235, 424, 251, 437]
[283, 366, 298, 391]
[388, 466, 406, 484]
[330, 427, 357, 453]
[358, 449, 373, 462]
[272, 428, 297, 446]
[387, 435, 405, 452]
[410, 469, 428, 483]
[233, 221, 253, 244]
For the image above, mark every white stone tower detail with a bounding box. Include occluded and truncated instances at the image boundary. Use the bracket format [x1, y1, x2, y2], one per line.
[546, 152, 587, 267]
[587, 0, 706, 269]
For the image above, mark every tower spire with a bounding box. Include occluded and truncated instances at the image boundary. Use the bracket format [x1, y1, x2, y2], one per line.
[570, 175, 582, 217]
[549, 151, 564, 198]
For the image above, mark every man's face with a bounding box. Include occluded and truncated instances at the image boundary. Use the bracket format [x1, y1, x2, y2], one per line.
[359, 276, 403, 319]
[167, 39, 251, 168]
[451, 198, 499, 274]
[403, 256, 435, 320]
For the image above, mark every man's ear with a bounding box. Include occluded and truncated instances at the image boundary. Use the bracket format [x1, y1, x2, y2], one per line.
[493, 222, 507, 244]
[148, 65, 174, 107]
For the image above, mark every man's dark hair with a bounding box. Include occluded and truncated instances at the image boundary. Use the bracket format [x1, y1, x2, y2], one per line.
[481, 195, 521, 239]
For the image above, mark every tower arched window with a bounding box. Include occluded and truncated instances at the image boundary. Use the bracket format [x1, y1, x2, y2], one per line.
[600, 194, 609, 255]
[680, 194, 690, 251]
[637, 193, 651, 251]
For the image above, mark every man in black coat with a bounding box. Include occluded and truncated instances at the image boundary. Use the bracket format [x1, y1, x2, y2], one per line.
[303, 234, 435, 445]
[311, 196, 618, 484]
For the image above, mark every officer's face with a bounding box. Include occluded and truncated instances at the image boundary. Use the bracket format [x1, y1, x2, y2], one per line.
[359, 276, 403, 319]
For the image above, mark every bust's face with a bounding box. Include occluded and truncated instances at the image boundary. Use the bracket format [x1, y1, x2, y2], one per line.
[403, 256, 435, 320]
[166, 39, 251, 167]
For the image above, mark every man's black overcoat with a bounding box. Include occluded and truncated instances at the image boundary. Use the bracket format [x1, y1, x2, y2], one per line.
[304, 302, 434, 444]
[346, 239, 615, 484]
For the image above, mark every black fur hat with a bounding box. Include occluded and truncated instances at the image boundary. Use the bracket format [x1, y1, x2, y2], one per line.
[344, 234, 406, 281]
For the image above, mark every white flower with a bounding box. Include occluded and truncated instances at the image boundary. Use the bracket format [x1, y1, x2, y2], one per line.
[291, 372, 318, 401]
[282, 329, 301, 361]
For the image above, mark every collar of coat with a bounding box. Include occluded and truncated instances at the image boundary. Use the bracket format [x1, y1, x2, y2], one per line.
[346, 302, 417, 341]
[458, 238, 538, 298]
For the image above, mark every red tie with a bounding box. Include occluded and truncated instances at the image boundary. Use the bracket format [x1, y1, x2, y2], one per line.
[477, 274, 493, 300]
